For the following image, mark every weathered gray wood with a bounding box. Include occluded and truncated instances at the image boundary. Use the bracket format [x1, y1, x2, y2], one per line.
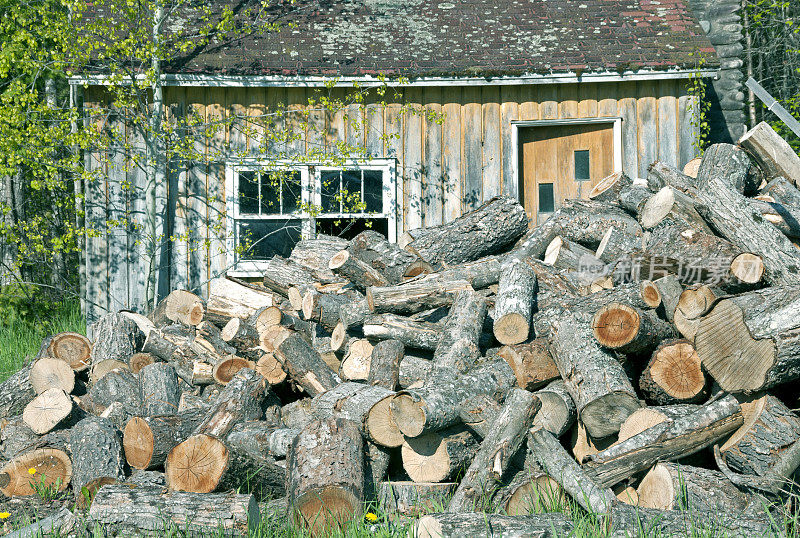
[583, 394, 744, 487]
[82, 368, 140, 415]
[0, 363, 36, 419]
[226, 421, 299, 459]
[458, 394, 502, 439]
[739, 121, 800, 185]
[348, 230, 432, 284]
[595, 225, 642, 264]
[695, 164, 800, 286]
[366, 278, 473, 316]
[549, 311, 640, 438]
[448, 388, 540, 512]
[378, 481, 457, 516]
[302, 290, 357, 332]
[617, 184, 652, 217]
[275, 332, 339, 396]
[609, 504, 779, 538]
[646, 160, 696, 193]
[410, 512, 574, 538]
[589, 171, 633, 203]
[69, 416, 126, 494]
[287, 417, 365, 534]
[329, 249, 389, 292]
[390, 359, 516, 437]
[90, 485, 259, 537]
[532, 380, 577, 438]
[290, 235, 348, 280]
[260, 256, 319, 298]
[699, 142, 758, 195]
[91, 312, 145, 366]
[367, 339, 404, 390]
[193, 368, 267, 438]
[138, 362, 181, 416]
[639, 339, 708, 405]
[123, 409, 206, 470]
[401, 196, 528, 270]
[652, 274, 683, 322]
[401, 426, 480, 483]
[363, 313, 441, 351]
[427, 256, 503, 290]
[695, 285, 800, 392]
[493, 258, 536, 345]
[205, 277, 275, 326]
[1, 416, 39, 459]
[432, 290, 487, 373]
[398, 354, 434, 389]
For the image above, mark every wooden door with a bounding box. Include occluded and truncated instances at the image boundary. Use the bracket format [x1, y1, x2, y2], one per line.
[519, 123, 614, 224]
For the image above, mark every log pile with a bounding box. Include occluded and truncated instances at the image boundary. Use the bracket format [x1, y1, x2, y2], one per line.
[1, 122, 800, 536]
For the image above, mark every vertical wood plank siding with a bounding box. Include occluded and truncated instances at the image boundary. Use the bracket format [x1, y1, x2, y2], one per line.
[83, 79, 697, 321]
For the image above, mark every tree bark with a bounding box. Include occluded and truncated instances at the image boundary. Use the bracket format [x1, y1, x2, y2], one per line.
[639, 186, 713, 233]
[639, 339, 708, 405]
[432, 290, 487, 373]
[583, 394, 744, 487]
[493, 258, 536, 345]
[138, 362, 181, 416]
[448, 388, 540, 512]
[497, 339, 560, 392]
[123, 409, 206, 470]
[616, 404, 701, 442]
[401, 426, 480, 483]
[378, 481, 457, 516]
[82, 368, 140, 415]
[368, 339, 404, 390]
[549, 311, 640, 438]
[426, 256, 503, 290]
[90, 312, 145, 366]
[205, 277, 275, 325]
[698, 143, 758, 195]
[289, 234, 349, 280]
[595, 225, 642, 264]
[275, 332, 339, 396]
[226, 421, 299, 459]
[366, 278, 474, 316]
[302, 290, 357, 332]
[739, 121, 800, 185]
[329, 249, 390, 292]
[348, 229, 432, 283]
[363, 313, 441, 351]
[89, 485, 259, 537]
[193, 368, 267, 438]
[652, 274, 683, 322]
[401, 196, 528, 269]
[695, 286, 800, 392]
[637, 462, 753, 512]
[287, 417, 365, 535]
[647, 161, 697, 194]
[410, 512, 574, 538]
[390, 360, 516, 438]
[532, 380, 577, 438]
[69, 416, 126, 494]
[589, 171, 633, 203]
[458, 394, 502, 439]
[0, 363, 37, 418]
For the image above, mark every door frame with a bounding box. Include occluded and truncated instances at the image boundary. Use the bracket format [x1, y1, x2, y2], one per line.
[511, 117, 624, 209]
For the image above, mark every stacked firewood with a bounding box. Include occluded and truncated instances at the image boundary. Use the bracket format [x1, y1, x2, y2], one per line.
[2, 121, 800, 537]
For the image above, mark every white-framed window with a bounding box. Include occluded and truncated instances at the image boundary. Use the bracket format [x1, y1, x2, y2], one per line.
[225, 159, 397, 276]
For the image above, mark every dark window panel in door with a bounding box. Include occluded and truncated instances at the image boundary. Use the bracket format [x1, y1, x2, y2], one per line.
[260, 171, 281, 214]
[321, 170, 340, 213]
[238, 171, 259, 215]
[341, 170, 363, 212]
[574, 150, 591, 182]
[538, 183, 555, 213]
[281, 170, 302, 214]
[363, 170, 383, 213]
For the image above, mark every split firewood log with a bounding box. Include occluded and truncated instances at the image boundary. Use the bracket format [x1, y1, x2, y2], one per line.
[431, 290, 487, 373]
[0, 448, 72, 497]
[289, 234, 348, 279]
[401, 426, 480, 483]
[544, 236, 605, 277]
[448, 388, 540, 512]
[595, 225, 642, 264]
[398, 354, 434, 389]
[191, 368, 267, 438]
[694, 152, 800, 286]
[366, 278, 474, 316]
[652, 274, 682, 322]
[698, 143, 759, 195]
[329, 249, 390, 291]
[69, 416, 126, 494]
[336, 297, 370, 332]
[672, 284, 721, 342]
[424, 256, 503, 290]
[367, 339, 404, 390]
[589, 171, 633, 203]
[639, 186, 712, 234]
[149, 290, 205, 327]
[347, 229, 432, 283]
[549, 311, 640, 438]
[493, 258, 536, 345]
[274, 332, 339, 396]
[220, 317, 259, 350]
[123, 409, 206, 470]
[23, 388, 79, 434]
[389, 359, 516, 438]
[400, 196, 528, 269]
[739, 121, 800, 185]
[37, 332, 92, 371]
[496, 339, 560, 392]
[212, 356, 254, 385]
[378, 481, 457, 516]
[684, 157, 701, 178]
[260, 256, 319, 298]
[637, 462, 754, 512]
[302, 290, 358, 332]
[592, 303, 677, 355]
[89, 485, 259, 537]
[646, 160, 696, 194]
[90, 312, 145, 366]
[695, 285, 800, 392]
[29, 357, 74, 395]
[226, 421, 297, 459]
[532, 380, 577, 438]
[761, 176, 800, 210]
[719, 394, 800, 477]
[583, 394, 743, 487]
[616, 405, 701, 442]
[205, 277, 275, 325]
[138, 362, 181, 416]
[287, 417, 365, 535]
[362, 313, 440, 351]
[639, 340, 708, 405]
[610, 504, 780, 537]
[617, 184, 652, 218]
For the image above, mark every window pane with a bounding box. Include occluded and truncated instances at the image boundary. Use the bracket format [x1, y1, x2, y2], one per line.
[260, 171, 281, 215]
[281, 171, 302, 214]
[341, 170, 363, 213]
[363, 170, 383, 213]
[316, 217, 389, 241]
[574, 150, 591, 182]
[238, 171, 259, 215]
[321, 170, 340, 213]
[539, 183, 555, 213]
[238, 219, 302, 260]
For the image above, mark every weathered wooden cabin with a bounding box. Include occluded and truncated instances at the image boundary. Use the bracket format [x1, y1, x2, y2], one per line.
[73, 0, 724, 323]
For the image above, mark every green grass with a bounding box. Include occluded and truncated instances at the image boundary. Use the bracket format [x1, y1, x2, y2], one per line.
[0, 299, 85, 381]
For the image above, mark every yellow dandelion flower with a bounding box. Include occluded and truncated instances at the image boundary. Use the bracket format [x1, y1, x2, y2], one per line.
[27, 468, 36, 475]
[365, 513, 378, 522]
[0, 512, 9, 520]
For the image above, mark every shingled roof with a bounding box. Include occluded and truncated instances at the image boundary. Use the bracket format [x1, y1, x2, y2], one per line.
[89, 0, 719, 79]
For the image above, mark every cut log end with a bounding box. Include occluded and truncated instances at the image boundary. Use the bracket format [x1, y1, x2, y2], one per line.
[255, 306, 283, 333]
[30, 358, 75, 395]
[47, 332, 92, 371]
[166, 434, 228, 493]
[580, 392, 641, 439]
[255, 353, 287, 385]
[640, 281, 662, 308]
[493, 313, 530, 346]
[617, 408, 670, 443]
[331, 322, 347, 351]
[287, 287, 304, 311]
[719, 394, 767, 453]
[589, 171, 628, 201]
[730, 253, 765, 284]
[543, 237, 564, 266]
[647, 341, 705, 401]
[128, 353, 155, 374]
[636, 463, 674, 510]
[401, 433, 452, 483]
[592, 303, 640, 349]
[366, 397, 404, 448]
[328, 250, 350, 270]
[123, 417, 155, 470]
[293, 486, 361, 535]
[391, 394, 426, 438]
[301, 292, 315, 321]
[404, 260, 433, 278]
[212, 358, 253, 385]
[0, 448, 72, 497]
[221, 318, 241, 342]
[23, 388, 73, 435]
[640, 187, 675, 229]
[505, 476, 566, 515]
